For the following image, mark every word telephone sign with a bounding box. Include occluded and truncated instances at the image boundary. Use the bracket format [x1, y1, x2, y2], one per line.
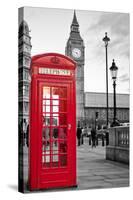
[29, 53, 77, 190]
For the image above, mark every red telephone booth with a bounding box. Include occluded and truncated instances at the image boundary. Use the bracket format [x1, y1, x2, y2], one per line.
[29, 53, 77, 190]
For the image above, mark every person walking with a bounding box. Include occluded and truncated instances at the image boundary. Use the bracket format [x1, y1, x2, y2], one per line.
[91, 126, 96, 148]
[23, 119, 27, 146]
[77, 124, 82, 146]
[81, 127, 84, 145]
[26, 124, 29, 147]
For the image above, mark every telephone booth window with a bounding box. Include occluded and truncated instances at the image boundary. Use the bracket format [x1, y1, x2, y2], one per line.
[42, 86, 68, 168]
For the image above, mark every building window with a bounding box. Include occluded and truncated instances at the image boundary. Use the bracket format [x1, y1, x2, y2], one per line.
[23, 85, 29, 96]
[71, 26, 78, 32]
[24, 35, 29, 43]
[24, 57, 30, 67]
[23, 102, 29, 113]
[23, 70, 29, 80]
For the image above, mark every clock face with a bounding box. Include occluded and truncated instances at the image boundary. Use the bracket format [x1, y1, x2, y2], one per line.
[72, 48, 81, 58]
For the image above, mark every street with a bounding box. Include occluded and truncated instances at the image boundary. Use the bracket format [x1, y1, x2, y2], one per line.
[77, 137, 129, 189]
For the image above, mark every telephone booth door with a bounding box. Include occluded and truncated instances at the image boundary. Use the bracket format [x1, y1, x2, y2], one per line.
[29, 53, 76, 190]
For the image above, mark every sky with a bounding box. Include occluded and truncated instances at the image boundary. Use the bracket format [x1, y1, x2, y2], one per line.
[22, 6, 129, 94]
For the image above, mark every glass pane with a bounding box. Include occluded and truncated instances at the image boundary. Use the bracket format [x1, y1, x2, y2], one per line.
[45, 155, 50, 163]
[60, 141, 67, 153]
[52, 87, 59, 99]
[52, 99, 59, 106]
[60, 154, 67, 166]
[43, 87, 50, 98]
[60, 100, 67, 112]
[42, 155, 50, 168]
[46, 105, 50, 112]
[43, 115, 50, 126]
[59, 127, 67, 139]
[52, 128, 59, 139]
[52, 141, 58, 154]
[52, 105, 59, 113]
[43, 99, 50, 105]
[51, 116, 59, 126]
[42, 105, 50, 112]
[42, 141, 50, 153]
[42, 127, 50, 141]
[52, 154, 59, 162]
[60, 114, 67, 125]
[60, 88, 67, 98]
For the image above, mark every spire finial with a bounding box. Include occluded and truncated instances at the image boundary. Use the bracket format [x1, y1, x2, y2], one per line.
[72, 10, 79, 25]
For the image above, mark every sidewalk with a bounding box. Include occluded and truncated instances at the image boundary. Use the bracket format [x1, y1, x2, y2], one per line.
[23, 137, 129, 191]
[77, 137, 129, 190]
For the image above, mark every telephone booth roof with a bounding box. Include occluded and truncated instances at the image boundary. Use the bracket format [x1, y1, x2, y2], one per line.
[31, 53, 76, 70]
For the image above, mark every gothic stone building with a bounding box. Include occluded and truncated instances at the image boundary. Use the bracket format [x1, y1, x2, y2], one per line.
[18, 20, 32, 125]
[85, 92, 129, 127]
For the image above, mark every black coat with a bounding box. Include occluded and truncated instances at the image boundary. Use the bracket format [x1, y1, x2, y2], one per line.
[77, 127, 82, 139]
[91, 128, 96, 140]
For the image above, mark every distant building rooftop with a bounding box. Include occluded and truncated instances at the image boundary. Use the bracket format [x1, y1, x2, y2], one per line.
[85, 92, 129, 108]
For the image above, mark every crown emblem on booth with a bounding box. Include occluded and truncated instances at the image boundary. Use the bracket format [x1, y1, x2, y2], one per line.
[51, 56, 60, 64]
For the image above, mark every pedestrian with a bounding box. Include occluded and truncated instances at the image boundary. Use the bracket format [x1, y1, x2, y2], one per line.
[102, 134, 104, 146]
[91, 126, 96, 148]
[53, 128, 58, 146]
[88, 126, 91, 145]
[81, 127, 84, 145]
[23, 119, 27, 146]
[19, 119, 23, 146]
[105, 130, 109, 146]
[77, 124, 82, 146]
[26, 124, 29, 147]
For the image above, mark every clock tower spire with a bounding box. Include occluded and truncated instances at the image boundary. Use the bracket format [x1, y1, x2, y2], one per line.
[71, 10, 79, 30]
[65, 11, 85, 124]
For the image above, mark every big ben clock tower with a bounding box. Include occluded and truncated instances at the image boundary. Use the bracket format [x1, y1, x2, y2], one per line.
[65, 11, 85, 124]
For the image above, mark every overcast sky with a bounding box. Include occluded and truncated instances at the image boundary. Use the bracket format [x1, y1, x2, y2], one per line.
[23, 7, 129, 94]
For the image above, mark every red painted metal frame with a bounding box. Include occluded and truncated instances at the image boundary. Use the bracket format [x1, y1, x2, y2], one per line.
[29, 53, 76, 190]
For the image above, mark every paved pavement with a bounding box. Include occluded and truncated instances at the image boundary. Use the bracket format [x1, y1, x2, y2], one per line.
[77, 137, 129, 190]
[22, 137, 129, 192]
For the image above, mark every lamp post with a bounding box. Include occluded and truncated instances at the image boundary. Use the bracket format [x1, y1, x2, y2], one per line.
[103, 32, 110, 128]
[110, 59, 118, 127]
[95, 111, 98, 130]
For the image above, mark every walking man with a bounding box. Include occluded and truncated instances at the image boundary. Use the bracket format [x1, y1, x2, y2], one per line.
[77, 123, 82, 146]
[91, 126, 96, 148]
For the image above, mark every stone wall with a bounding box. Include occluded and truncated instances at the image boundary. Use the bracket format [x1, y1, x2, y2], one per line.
[106, 126, 129, 164]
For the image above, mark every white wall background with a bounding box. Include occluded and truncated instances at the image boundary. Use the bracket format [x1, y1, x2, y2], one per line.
[0, 0, 132, 200]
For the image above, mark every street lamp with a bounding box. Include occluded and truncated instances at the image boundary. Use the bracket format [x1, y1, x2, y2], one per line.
[110, 59, 119, 127]
[103, 32, 110, 128]
[95, 111, 99, 130]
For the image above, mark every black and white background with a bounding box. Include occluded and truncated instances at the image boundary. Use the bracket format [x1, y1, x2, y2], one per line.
[0, 0, 133, 200]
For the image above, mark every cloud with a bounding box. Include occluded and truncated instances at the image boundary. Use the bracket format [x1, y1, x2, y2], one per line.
[119, 73, 129, 82]
[84, 12, 129, 60]
[86, 12, 129, 36]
